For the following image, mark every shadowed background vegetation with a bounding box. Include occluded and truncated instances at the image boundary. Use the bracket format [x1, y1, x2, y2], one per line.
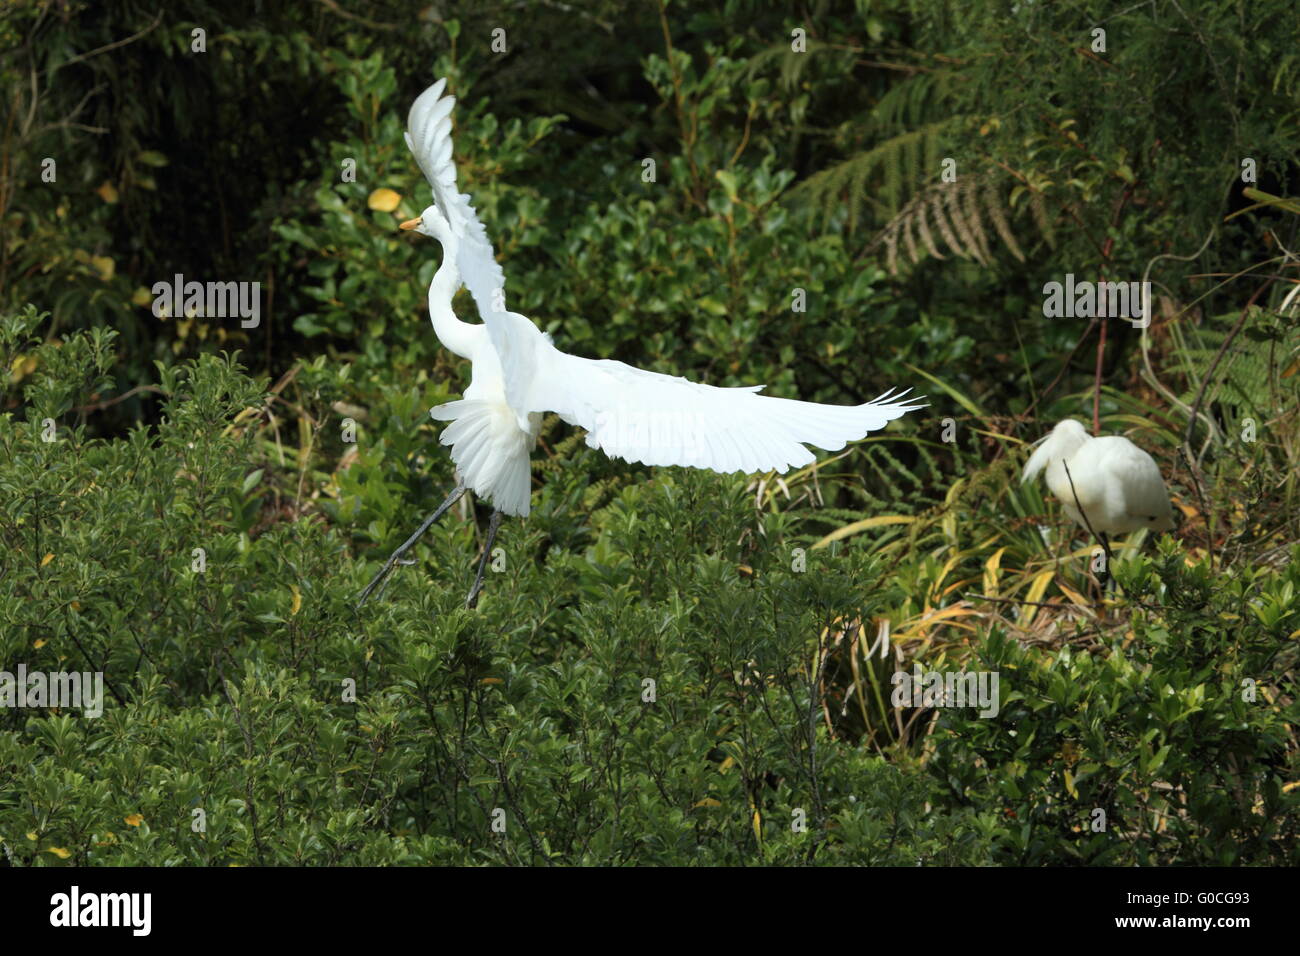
[1, 0, 1297, 864]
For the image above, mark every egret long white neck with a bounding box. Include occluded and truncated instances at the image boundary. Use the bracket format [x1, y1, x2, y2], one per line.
[427, 228, 479, 359]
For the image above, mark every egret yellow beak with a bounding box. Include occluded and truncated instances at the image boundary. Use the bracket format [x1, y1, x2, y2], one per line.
[399, 217, 421, 231]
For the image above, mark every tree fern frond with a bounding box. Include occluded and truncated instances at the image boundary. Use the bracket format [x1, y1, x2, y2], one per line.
[916, 201, 944, 259]
[871, 174, 1051, 273]
[790, 118, 964, 230]
[902, 207, 919, 268]
[928, 187, 965, 260]
[961, 180, 993, 264]
[1029, 191, 1056, 248]
[984, 178, 1025, 262]
[944, 182, 985, 265]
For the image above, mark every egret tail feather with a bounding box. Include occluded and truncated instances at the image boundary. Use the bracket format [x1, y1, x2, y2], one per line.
[430, 400, 533, 517]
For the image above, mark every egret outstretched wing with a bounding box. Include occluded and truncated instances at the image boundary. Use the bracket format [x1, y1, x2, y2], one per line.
[528, 347, 926, 473]
[405, 79, 507, 328]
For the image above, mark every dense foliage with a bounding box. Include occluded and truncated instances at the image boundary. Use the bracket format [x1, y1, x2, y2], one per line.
[1, 0, 1296, 865]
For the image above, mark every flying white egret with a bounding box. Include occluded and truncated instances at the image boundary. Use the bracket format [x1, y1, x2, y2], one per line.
[358, 78, 925, 608]
[1021, 419, 1175, 574]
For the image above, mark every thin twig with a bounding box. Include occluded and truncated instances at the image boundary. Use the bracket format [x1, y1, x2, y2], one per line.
[73, 384, 166, 414]
[58, 12, 163, 70]
[311, 0, 398, 30]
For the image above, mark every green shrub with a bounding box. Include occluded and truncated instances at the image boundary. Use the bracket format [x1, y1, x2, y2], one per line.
[929, 541, 1300, 865]
[1, 314, 996, 865]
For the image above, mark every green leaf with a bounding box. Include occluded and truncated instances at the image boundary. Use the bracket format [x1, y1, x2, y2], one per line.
[695, 297, 728, 317]
[241, 469, 264, 496]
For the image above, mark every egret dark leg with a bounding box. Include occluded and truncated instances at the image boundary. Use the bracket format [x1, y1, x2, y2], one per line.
[466, 509, 503, 609]
[1096, 531, 1114, 593]
[357, 481, 466, 607]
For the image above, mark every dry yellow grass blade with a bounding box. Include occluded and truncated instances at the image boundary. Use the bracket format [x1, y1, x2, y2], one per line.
[894, 602, 980, 643]
[941, 576, 978, 599]
[982, 546, 1008, 597]
[928, 553, 963, 605]
[1056, 581, 1095, 613]
[812, 514, 915, 550]
[845, 630, 877, 733]
[1019, 569, 1056, 629]
[220, 405, 261, 438]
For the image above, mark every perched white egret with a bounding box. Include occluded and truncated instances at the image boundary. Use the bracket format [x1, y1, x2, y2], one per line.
[359, 78, 925, 608]
[1021, 419, 1175, 563]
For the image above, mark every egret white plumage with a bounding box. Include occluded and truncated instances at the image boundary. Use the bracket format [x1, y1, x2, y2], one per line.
[1021, 419, 1175, 566]
[359, 78, 925, 608]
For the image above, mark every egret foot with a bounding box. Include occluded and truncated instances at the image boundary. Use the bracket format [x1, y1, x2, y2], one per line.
[466, 509, 503, 609]
[357, 481, 467, 608]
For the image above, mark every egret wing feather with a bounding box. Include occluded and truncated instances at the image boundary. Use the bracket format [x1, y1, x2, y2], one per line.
[405, 81, 510, 334]
[526, 346, 925, 473]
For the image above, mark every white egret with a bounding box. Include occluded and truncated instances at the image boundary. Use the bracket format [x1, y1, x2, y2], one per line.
[359, 78, 925, 608]
[1021, 419, 1175, 575]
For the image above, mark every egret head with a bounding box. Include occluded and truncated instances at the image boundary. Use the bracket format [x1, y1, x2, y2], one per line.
[399, 205, 451, 240]
[1048, 418, 1089, 445]
[1022, 419, 1090, 484]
